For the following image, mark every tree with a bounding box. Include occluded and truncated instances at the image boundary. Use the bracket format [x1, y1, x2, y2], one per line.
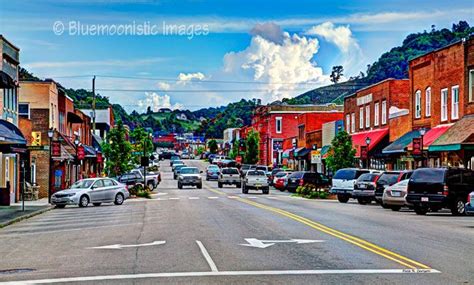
[325, 130, 356, 173]
[130, 127, 154, 165]
[330, 65, 344, 84]
[244, 129, 260, 164]
[208, 139, 218, 154]
[229, 139, 239, 159]
[101, 120, 133, 177]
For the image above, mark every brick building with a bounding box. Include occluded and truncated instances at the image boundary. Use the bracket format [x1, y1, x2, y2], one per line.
[344, 79, 410, 169]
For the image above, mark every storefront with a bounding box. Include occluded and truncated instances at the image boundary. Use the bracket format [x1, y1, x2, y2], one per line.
[294, 147, 310, 171]
[350, 128, 389, 170]
[406, 124, 452, 168]
[382, 130, 420, 170]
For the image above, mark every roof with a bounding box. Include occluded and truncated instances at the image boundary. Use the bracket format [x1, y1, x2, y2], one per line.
[382, 130, 420, 154]
[0, 119, 26, 144]
[407, 124, 452, 150]
[429, 115, 474, 151]
[350, 128, 389, 157]
[409, 37, 468, 63]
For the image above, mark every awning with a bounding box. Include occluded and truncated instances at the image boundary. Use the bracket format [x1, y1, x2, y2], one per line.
[295, 148, 310, 158]
[67, 112, 83, 124]
[282, 149, 291, 158]
[92, 134, 103, 151]
[0, 119, 26, 145]
[351, 128, 389, 157]
[83, 145, 97, 157]
[429, 116, 474, 151]
[321, 145, 330, 159]
[382, 130, 420, 154]
[52, 145, 74, 161]
[407, 124, 452, 151]
[0, 71, 16, 88]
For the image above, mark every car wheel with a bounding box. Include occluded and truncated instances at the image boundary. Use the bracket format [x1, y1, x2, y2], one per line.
[55, 205, 66, 209]
[114, 193, 124, 205]
[206, 177, 209, 181]
[197, 183, 202, 189]
[79, 195, 89, 207]
[93, 203, 102, 207]
[218, 182, 223, 188]
[173, 175, 177, 180]
[380, 202, 390, 209]
[451, 198, 466, 216]
[391, 206, 401, 211]
[414, 205, 428, 215]
[263, 188, 270, 194]
[236, 183, 241, 188]
[178, 182, 182, 189]
[357, 198, 367, 205]
[337, 194, 349, 203]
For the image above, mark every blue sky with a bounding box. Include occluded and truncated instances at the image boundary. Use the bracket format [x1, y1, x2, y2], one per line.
[0, 0, 472, 112]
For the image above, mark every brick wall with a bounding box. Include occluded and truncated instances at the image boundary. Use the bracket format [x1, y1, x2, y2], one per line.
[388, 114, 411, 142]
[30, 109, 50, 146]
[30, 149, 49, 198]
[465, 37, 474, 115]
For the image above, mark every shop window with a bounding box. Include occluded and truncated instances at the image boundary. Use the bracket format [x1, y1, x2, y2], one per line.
[365, 105, 370, 128]
[351, 113, 355, 133]
[441, 88, 448, 122]
[345, 114, 350, 133]
[415, 90, 421, 118]
[18, 103, 30, 119]
[469, 69, 474, 103]
[359, 107, 364, 129]
[275, 117, 282, 134]
[425, 87, 431, 117]
[381, 100, 387, 125]
[451, 85, 459, 120]
[374, 102, 379, 126]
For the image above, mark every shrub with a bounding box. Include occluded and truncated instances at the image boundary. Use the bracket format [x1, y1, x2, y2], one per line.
[137, 190, 151, 199]
[318, 192, 329, 199]
[307, 192, 319, 199]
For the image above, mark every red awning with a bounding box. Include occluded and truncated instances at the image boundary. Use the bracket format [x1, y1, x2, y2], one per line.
[351, 128, 389, 157]
[407, 124, 452, 150]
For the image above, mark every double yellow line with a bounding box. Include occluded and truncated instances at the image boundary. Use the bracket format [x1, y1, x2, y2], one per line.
[204, 185, 431, 270]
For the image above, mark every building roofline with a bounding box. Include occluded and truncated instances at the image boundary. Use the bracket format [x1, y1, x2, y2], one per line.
[352, 78, 409, 94]
[0, 35, 20, 51]
[409, 35, 473, 62]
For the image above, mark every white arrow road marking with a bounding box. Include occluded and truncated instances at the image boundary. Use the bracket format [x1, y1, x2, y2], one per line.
[89, 241, 166, 250]
[240, 238, 325, 248]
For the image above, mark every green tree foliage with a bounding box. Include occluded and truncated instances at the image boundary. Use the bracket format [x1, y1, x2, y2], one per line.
[101, 120, 133, 177]
[208, 139, 218, 154]
[130, 127, 154, 165]
[330, 65, 344, 84]
[325, 131, 356, 173]
[244, 129, 260, 164]
[229, 139, 240, 159]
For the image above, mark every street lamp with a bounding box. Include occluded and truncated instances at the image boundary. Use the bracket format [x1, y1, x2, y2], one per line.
[74, 138, 80, 181]
[419, 127, 426, 167]
[47, 128, 54, 204]
[365, 137, 371, 169]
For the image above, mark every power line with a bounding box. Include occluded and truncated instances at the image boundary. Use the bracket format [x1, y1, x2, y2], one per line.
[93, 88, 309, 93]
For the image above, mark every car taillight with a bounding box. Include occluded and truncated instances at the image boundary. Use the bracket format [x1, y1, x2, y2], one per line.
[299, 179, 304, 186]
[467, 194, 471, 203]
[442, 185, 449, 196]
[374, 175, 380, 183]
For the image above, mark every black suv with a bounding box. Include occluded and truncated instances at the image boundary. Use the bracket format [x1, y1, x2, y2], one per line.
[117, 172, 142, 187]
[375, 170, 413, 207]
[286, 171, 330, 193]
[406, 168, 474, 215]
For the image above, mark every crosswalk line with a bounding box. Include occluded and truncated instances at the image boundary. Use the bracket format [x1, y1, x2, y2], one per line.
[189, 197, 200, 200]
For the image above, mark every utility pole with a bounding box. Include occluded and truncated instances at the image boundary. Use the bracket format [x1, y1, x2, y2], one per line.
[92, 75, 96, 134]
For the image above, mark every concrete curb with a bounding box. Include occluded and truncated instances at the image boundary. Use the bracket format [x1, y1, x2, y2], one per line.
[0, 206, 54, 229]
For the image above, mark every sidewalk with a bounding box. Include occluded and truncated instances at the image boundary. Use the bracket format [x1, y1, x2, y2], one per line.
[0, 198, 53, 228]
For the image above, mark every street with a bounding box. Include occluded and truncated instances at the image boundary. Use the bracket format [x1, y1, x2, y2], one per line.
[0, 159, 472, 284]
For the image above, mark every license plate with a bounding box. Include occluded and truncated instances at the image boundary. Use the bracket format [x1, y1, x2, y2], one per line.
[256, 184, 261, 187]
[421, 197, 429, 202]
[359, 184, 366, 189]
[391, 191, 401, 197]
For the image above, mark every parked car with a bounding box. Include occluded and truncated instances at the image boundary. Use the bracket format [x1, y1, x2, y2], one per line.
[169, 155, 180, 166]
[465, 191, 474, 215]
[117, 172, 142, 187]
[273, 171, 293, 191]
[208, 154, 217, 163]
[218, 159, 237, 168]
[242, 170, 269, 194]
[51, 178, 129, 208]
[406, 168, 474, 215]
[330, 168, 371, 203]
[240, 164, 255, 177]
[382, 179, 410, 211]
[130, 168, 160, 189]
[206, 165, 220, 180]
[173, 164, 187, 179]
[218, 167, 242, 188]
[181, 152, 191, 159]
[212, 156, 231, 165]
[352, 172, 381, 204]
[286, 171, 330, 193]
[255, 165, 271, 177]
[178, 167, 203, 189]
[171, 160, 184, 170]
[269, 168, 283, 186]
[159, 151, 173, 160]
[375, 170, 413, 207]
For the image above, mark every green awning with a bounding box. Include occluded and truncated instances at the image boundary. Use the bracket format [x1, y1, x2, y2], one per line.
[382, 130, 420, 154]
[429, 115, 474, 152]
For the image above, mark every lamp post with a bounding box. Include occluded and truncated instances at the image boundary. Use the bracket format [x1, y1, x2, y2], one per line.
[21, 160, 25, 212]
[74, 138, 80, 182]
[365, 137, 371, 169]
[47, 128, 54, 204]
[419, 127, 426, 167]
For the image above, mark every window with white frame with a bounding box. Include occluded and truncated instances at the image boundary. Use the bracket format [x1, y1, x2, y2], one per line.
[415, 90, 421, 118]
[18, 103, 30, 119]
[425, 87, 431, 117]
[441, 88, 448, 122]
[351, 113, 355, 133]
[381, 100, 387, 125]
[451, 85, 459, 120]
[345, 114, 350, 133]
[470, 69, 474, 103]
[275, 117, 282, 133]
[374, 102, 379, 126]
[365, 105, 370, 128]
[359, 107, 364, 129]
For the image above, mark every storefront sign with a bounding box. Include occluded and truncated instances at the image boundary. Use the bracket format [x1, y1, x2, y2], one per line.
[96, 152, 103, 163]
[236, 155, 242, 163]
[360, 146, 368, 160]
[311, 150, 321, 164]
[412, 138, 422, 156]
[77, 145, 85, 160]
[52, 141, 61, 157]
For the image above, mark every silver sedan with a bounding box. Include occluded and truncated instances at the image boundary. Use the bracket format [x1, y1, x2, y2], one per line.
[51, 178, 130, 208]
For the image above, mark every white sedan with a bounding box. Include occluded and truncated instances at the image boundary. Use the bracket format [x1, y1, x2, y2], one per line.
[51, 178, 130, 208]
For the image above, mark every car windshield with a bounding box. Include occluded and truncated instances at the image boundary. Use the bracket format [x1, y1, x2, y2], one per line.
[378, 173, 400, 185]
[395, 179, 409, 187]
[289, 172, 304, 179]
[410, 169, 446, 184]
[208, 165, 219, 170]
[247, 170, 265, 176]
[333, 169, 356, 180]
[180, 168, 199, 174]
[222, 168, 239, 174]
[71, 179, 95, 189]
[256, 166, 267, 171]
[357, 173, 379, 182]
[275, 172, 289, 178]
[175, 165, 185, 170]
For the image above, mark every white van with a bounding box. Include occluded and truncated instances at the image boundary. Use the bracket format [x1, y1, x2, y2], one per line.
[330, 168, 374, 203]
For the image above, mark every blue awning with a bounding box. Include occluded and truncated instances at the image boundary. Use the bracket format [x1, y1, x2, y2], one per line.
[0, 119, 26, 145]
[83, 145, 97, 157]
[382, 130, 420, 154]
[295, 147, 310, 158]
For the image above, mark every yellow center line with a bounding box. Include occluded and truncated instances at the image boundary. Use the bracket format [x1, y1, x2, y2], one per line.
[204, 185, 431, 270]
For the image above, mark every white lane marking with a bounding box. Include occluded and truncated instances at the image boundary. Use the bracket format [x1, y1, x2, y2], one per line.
[240, 238, 325, 248]
[0, 269, 441, 284]
[228, 196, 238, 199]
[266, 196, 278, 199]
[247, 196, 258, 199]
[89, 241, 166, 250]
[208, 197, 219, 199]
[195, 240, 218, 272]
[169, 198, 180, 200]
[189, 197, 200, 200]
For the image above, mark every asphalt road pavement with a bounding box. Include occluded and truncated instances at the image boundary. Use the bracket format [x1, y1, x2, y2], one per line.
[0, 159, 472, 284]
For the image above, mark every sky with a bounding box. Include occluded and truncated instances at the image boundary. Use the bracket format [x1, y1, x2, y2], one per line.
[0, 0, 472, 112]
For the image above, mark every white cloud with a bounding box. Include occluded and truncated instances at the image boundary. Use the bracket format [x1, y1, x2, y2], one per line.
[223, 24, 330, 101]
[156, 82, 171, 90]
[250, 22, 284, 44]
[177, 72, 206, 85]
[138, 93, 184, 111]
